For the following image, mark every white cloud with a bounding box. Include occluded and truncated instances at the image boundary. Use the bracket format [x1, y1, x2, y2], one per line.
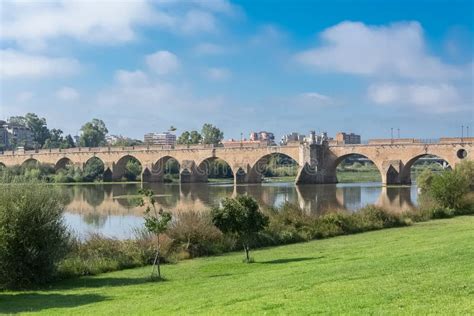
[0, 49, 80, 79]
[1, 0, 161, 48]
[97, 69, 226, 127]
[204, 67, 231, 80]
[56, 87, 79, 101]
[295, 21, 463, 80]
[294, 92, 333, 107]
[368, 82, 466, 113]
[181, 10, 217, 34]
[145, 51, 180, 75]
[251, 25, 286, 45]
[1, 0, 238, 49]
[115, 70, 149, 86]
[195, 42, 226, 55]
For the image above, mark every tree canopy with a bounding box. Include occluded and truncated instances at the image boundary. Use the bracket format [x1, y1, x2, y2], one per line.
[211, 195, 268, 262]
[79, 119, 108, 147]
[201, 123, 223, 145]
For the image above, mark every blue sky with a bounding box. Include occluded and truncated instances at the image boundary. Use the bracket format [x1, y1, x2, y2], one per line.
[0, 0, 472, 141]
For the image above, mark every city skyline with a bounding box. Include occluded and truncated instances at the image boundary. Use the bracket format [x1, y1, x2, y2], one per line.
[1, 0, 473, 140]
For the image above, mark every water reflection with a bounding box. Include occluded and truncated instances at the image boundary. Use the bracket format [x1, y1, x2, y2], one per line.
[60, 182, 418, 239]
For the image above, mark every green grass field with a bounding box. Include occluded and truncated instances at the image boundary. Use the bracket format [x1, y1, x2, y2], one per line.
[2, 216, 473, 315]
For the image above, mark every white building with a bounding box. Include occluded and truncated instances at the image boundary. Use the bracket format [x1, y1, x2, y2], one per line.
[144, 132, 176, 146]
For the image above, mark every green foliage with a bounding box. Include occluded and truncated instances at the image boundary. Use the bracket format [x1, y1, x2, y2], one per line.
[201, 123, 223, 146]
[168, 211, 230, 258]
[212, 195, 269, 262]
[455, 160, 474, 191]
[177, 130, 202, 145]
[59, 234, 153, 277]
[83, 158, 105, 182]
[429, 171, 469, 210]
[0, 185, 70, 289]
[124, 158, 142, 181]
[416, 168, 434, 192]
[43, 129, 76, 149]
[79, 119, 108, 147]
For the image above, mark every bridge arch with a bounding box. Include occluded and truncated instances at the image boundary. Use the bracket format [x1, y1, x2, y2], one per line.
[195, 157, 234, 183]
[55, 157, 74, 171]
[248, 153, 299, 183]
[84, 157, 111, 182]
[400, 154, 452, 185]
[143, 155, 181, 183]
[330, 153, 383, 184]
[21, 158, 41, 168]
[113, 155, 143, 181]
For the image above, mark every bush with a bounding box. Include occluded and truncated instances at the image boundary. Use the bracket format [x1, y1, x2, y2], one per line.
[0, 184, 70, 289]
[455, 160, 474, 191]
[430, 171, 469, 209]
[416, 169, 434, 193]
[167, 211, 229, 258]
[59, 233, 154, 277]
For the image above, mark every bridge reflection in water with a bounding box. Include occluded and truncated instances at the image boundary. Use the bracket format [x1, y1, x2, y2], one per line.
[61, 182, 418, 239]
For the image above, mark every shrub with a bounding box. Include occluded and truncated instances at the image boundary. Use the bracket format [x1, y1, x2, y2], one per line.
[264, 203, 317, 243]
[59, 234, 154, 277]
[430, 171, 469, 209]
[416, 168, 434, 193]
[167, 211, 228, 258]
[455, 160, 474, 191]
[0, 184, 70, 289]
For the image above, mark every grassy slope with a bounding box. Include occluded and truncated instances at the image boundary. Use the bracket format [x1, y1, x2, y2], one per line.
[2, 217, 473, 315]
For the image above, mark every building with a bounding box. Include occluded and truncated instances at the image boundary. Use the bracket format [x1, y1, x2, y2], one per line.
[249, 131, 275, 145]
[1, 121, 35, 149]
[144, 132, 176, 146]
[335, 132, 361, 144]
[280, 132, 305, 145]
[0, 121, 8, 150]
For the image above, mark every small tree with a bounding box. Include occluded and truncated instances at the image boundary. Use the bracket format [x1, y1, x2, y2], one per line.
[211, 195, 268, 263]
[139, 189, 172, 279]
[430, 171, 469, 210]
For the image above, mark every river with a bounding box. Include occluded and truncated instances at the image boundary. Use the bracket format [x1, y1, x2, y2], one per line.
[59, 181, 419, 239]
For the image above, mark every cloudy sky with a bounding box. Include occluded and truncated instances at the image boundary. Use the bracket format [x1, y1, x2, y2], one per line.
[0, 0, 472, 140]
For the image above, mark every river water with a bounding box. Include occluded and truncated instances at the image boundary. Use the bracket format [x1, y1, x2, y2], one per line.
[60, 181, 419, 239]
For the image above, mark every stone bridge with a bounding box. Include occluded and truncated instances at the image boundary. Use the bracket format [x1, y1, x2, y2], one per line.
[0, 137, 472, 185]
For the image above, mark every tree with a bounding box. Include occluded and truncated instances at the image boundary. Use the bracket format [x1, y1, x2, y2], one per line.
[416, 169, 434, 193]
[0, 185, 70, 288]
[9, 113, 50, 148]
[139, 189, 172, 279]
[79, 119, 108, 147]
[211, 195, 268, 262]
[190, 130, 202, 144]
[169, 126, 177, 132]
[177, 130, 202, 145]
[64, 134, 76, 148]
[83, 158, 105, 182]
[25, 113, 50, 147]
[125, 159, 142, 181]
[430, 171, 469, 209]
[43, 128, 64, 149]
[455, 160, 474, 191]
[201, 123, 223, 145]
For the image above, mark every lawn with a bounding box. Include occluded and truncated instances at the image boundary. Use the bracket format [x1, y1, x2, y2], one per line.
[1, 217, 473, 315]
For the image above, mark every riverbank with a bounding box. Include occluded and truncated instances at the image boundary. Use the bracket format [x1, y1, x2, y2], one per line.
[2, 216, 472, 314]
